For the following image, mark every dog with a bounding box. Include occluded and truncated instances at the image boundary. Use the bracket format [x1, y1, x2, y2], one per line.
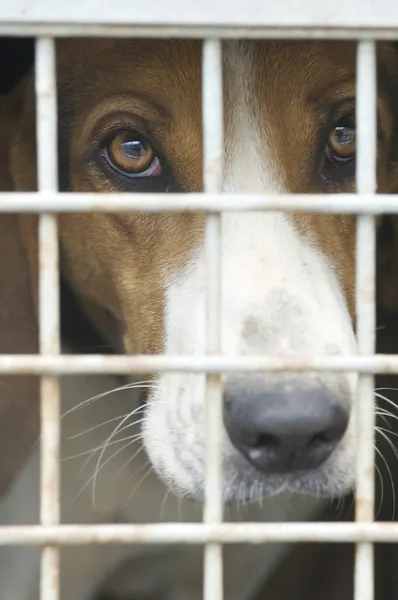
[1, 38, 398, 599]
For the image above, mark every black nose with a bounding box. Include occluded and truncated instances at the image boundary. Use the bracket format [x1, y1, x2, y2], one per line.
[223, 379, 349, 474]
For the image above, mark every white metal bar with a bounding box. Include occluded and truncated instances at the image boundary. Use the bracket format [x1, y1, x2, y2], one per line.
[1, 353, 398, 374]
[2, 192, 398, 213]
[2, 0, 398, 28]
[354, 40, 377, 600]
[35, 36, 61, 600]
[2, 522, 398, 545]
[202, 38, 224, 600]
[3, 24, 398, 39]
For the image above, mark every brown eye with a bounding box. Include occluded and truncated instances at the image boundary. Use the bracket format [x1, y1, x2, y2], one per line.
[105, 131, 162, 177]
[326, 120, 356, 164]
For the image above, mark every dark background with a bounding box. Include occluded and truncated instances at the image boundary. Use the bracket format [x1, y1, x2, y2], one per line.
[0, 38, 33, 93]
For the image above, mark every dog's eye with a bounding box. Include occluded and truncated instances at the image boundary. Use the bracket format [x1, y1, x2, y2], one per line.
[105, 131, 162, 177]
[325, 118, 356, 165]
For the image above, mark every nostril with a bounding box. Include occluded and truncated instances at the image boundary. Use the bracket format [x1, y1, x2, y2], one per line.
[308, 432, 331, 449]
[239, 431, 262, 448]
[242, 432, 279, 451]
[256, 433, 279, 450]
[305, 432, 335, 461]
[247, 431, 333, 456]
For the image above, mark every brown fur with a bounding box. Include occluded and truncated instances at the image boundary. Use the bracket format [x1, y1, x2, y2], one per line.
[6, 39, 398, 365]
[0, 91, 38, 497]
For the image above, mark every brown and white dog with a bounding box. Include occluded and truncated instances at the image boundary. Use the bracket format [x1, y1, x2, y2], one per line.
[1, 39, 398, 600]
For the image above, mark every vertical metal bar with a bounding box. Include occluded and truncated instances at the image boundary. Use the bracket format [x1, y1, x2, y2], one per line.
[354, 40, 377, 600]
[35, 36, 61, 600]
[202, 38, 224, 600]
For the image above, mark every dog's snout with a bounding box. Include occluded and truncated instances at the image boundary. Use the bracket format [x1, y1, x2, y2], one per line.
[223, 380, 349, 474]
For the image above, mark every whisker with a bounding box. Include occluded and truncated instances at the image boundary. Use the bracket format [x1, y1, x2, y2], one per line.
[123, 462, 153, 509]
[87, 431, 146, 480]
[374, 454, 384, 520]
[376, 407, 396, 418]
[31, 381, 159, 449]
[375, 392, 398, 415]
[376, 427, 398, 459]
[94, 413, 149, 441]
[337, 494, 355, 521]
[160, 487, 173, 521]
[73, 432, 173, 503]
[375, 406, 398, 425]
[62, 380, 158, 419]
[377, 426, 398, 440]
[92, 406, 153, 508]
[376, 407, 398, 419]
[375, 412, 390, 427]
[334, 496, 345, 520]
[72, 437, 142, 503]
[375, 444, 396, 521]
[113, 445, 146, 477]
[62, 427, 146, 462]
[68, 411, 142, 441]
[68, 404, 146, 440]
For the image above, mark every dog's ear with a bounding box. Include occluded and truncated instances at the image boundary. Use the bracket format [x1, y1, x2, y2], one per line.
[0, 84, 39, 498]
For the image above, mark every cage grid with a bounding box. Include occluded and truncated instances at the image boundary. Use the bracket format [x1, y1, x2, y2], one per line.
[0, 5, 396, 600]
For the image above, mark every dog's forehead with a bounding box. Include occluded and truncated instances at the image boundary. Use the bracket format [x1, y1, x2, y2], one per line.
[252, 41, 356, 92]
[56, 39, 202, 105]
[56, 39, 358, 113]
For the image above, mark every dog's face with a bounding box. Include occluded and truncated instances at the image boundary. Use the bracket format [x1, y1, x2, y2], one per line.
[9, 40, 398, 503]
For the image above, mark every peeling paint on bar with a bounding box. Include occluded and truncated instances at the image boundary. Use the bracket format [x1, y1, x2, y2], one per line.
[1, 523, 398, 545]
[354, 41, 377, 600]
[35, 36, 61, 600]
[1, 191, 398, 213]
[2, 24, 398, 39]
[202, 39, 224, 600]
[0, 353, 397, 374]
[2, 0, 398, 31]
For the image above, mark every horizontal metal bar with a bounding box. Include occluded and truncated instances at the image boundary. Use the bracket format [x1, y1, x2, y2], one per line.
[2, 523, 398, 545]
[0, 354, 398, 374]
[2, 23, 398, 39]
[1, 192, 397, 214]
[2, 0, 398, 30]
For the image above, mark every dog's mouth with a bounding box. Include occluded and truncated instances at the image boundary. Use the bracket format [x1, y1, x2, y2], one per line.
[169, 468, 342, 507]
[147, 436, 353, 506]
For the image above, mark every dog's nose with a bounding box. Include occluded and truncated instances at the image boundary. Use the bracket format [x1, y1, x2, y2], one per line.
[223, 380, 349, 473]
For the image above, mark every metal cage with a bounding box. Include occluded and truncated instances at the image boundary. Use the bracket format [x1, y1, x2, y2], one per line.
[0, 2, 397, 599]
